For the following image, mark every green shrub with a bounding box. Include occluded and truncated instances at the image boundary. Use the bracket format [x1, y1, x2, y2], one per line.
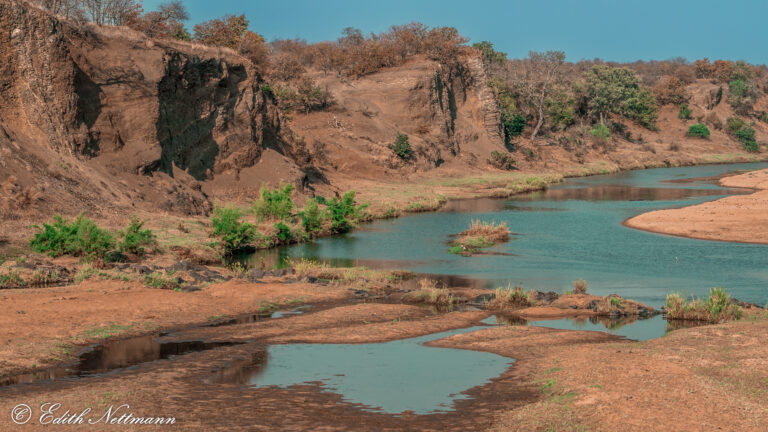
[725, 117, 758, 152]
[736, 127, 757, 152]
[211, 206, 255, 256]
[119, 216, 156, 256]
[252, 183, 295, 221]
[326, 191, 369, 234]
[678, 104, 692, 120]
[30, 214, 115, 259]
[728, 79, 757, 114]
[487, 151, 516, 170]
[0, 270, 26, 288]
[509, 114, 526, 137]
[591, 123, 611, 140]
[687, 123, 710, 139]
[390, 133, 413, 160]
[299, 198, 327, 234]
[759, 112, 768, 124]
[274, 222, 294, 243]
[623, 88, 658, 128]
[726, 117, 746, 134]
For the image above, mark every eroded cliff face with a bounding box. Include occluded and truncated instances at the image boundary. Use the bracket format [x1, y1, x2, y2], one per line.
[0, 0, 311, 217]
[289, 54, 507, 181]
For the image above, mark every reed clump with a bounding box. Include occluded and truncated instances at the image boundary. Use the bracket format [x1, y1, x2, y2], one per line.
[665, 287, 743, 322]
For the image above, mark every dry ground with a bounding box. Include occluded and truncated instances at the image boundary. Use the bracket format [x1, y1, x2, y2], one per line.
[0, 278, 766, 431]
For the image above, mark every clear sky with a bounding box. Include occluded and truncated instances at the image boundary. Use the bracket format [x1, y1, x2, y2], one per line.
[141, 0, 765, 63]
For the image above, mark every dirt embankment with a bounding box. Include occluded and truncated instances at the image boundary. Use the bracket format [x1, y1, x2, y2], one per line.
[625, 168, 768, 244]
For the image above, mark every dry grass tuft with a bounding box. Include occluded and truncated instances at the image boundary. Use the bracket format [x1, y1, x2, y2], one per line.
[402, 279, 460, 309]
[488, 285, 534, 310]
[572, 279, 588, 294]
[290, 259, 414, 287]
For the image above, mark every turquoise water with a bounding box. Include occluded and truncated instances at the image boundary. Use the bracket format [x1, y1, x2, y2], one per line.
[268, 163, 768, 307]
[245, 326, 511, 414]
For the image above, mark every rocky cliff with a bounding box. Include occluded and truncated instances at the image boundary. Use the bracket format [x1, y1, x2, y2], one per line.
[0, 0, 311, 217]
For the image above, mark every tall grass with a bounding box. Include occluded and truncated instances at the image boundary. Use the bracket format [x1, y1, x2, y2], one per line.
[665, 287, 743, 322]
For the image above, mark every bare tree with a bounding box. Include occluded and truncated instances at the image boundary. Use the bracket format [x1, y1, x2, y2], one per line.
[35, 0, 85, 20]
[512, 50, 566, 144]
[158, 0, 188, 22]
[81, 0, 140, 26]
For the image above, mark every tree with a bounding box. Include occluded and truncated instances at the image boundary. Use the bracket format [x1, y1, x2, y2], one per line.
[308, 42, 339, 76]
[194, 14, 249, 49]
[653, 75, 689, 105]
[422, 26, 467, 65]
[158, 0, 188, 21]
[512, 50, 566, 144]
[387, 22, 428, 60]
[239, 31, 270, 73]
[35, 0, 87, 21]
[81, 0, 142, 25]
[118, 1, 190, 40]
[338, 27, 364, 47]
[583, 65, 657, 128]
[390, 133, 413, 160]
[270, 53, 306, 81]
[473, 41, 506, 65]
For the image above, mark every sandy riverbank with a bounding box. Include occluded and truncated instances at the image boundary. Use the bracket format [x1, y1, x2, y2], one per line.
[625, 168, 768, 244]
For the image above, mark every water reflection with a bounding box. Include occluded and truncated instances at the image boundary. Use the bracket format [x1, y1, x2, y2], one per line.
[205, 325, 512, 414]
[486, 313, 706, 341]
[0, 337, 242, 386]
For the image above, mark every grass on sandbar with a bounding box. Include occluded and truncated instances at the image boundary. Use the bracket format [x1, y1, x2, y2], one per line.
[450, 220, 510, 255]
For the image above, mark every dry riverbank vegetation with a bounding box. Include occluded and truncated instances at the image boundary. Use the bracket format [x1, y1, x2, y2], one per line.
[665, 287, 744, 322]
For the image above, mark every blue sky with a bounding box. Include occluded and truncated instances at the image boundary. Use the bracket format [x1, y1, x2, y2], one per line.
[142, 0, 765, 63]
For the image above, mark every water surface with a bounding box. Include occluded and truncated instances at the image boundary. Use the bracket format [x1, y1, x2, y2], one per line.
[484, 314, 669, 341]
[263, 163, 768, 307]
[231, 326, 511, 414]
